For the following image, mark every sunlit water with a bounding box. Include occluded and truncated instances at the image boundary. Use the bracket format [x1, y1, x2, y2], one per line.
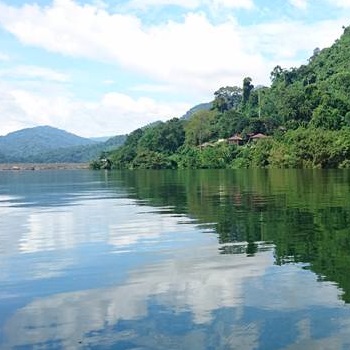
[1, 169, 350, 349]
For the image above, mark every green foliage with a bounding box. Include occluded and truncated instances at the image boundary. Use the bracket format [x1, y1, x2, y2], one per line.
[173, 145, 202, 169]
[132, 150, 173, 169]
[198, 143, 237, 169]
[93, 25, 350, 170]
[107, 119, 185, 169]
[215, 110, 247, 138]
[138, 118, 185, 154]
[184, 110, 217, 146]
[213, 86, 242, 112]
[242, 77, 254, 105]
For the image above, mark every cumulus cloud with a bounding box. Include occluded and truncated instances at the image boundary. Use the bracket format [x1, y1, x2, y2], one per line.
[0, 0, 345, 93]
[0, 81, 190, 137]
[0, 1, 263, 91]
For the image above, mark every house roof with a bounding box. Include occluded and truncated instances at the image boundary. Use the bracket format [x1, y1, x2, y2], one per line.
[250, 133, 267, 139]
[228, 134, 243, 141]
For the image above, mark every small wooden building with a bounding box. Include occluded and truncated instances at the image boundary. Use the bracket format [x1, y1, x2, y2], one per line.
[228, 134, 243, 145]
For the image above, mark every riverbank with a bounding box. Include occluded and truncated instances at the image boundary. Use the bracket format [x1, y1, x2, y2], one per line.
[0, 163, 90, 171]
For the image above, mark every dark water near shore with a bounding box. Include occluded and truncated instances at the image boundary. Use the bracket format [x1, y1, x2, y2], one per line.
[1, 169, 350, 349]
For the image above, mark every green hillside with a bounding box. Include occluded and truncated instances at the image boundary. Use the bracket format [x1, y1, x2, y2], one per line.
[26, 134, 127, 163]
[95, 25, 350, 170]
[0, 126, 126, 163]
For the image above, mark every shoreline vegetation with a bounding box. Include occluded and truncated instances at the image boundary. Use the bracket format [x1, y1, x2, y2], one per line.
[91, 25, 350, 170]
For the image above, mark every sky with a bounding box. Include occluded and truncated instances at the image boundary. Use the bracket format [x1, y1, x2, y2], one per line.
[0, 0, 349, 138]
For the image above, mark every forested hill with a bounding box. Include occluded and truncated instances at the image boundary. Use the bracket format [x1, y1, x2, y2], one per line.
[0, 126, 126, 163]
[255, 26, 350, 130]
[93, 25, 350, 170]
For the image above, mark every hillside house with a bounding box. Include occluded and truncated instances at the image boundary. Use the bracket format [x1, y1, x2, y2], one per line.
[228, 134, 243, 145]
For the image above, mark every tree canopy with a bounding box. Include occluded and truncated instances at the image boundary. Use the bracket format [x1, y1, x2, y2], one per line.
[93, 25, 350, 170]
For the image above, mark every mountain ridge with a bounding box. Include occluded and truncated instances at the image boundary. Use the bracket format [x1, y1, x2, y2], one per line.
[0, 125, 126, 163]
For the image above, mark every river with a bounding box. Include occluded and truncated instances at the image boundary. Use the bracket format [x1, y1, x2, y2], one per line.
[0, 169, 350, 349]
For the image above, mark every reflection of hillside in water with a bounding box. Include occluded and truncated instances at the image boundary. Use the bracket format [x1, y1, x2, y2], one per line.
[112, 169, 350, 302]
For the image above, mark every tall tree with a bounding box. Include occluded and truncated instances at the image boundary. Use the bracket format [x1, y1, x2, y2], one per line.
[213, 86, 242, 112]
[242, 77, 254, 105]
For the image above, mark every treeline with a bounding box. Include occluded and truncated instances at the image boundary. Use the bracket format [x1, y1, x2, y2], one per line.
[92, 26, 350, 169]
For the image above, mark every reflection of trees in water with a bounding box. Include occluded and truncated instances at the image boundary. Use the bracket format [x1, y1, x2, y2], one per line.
[109, 169, 350, 302]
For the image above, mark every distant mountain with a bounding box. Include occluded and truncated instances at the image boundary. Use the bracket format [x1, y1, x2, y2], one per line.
[180, 102, 213, 120]
[30, 134, 127, 163]
[0, 126, 126, 163]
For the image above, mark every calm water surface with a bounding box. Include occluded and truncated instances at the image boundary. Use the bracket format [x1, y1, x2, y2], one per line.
[1, 169, 350, 349]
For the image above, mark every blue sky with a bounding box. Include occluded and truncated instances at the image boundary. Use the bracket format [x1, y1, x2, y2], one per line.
[0, 0, 349, 137]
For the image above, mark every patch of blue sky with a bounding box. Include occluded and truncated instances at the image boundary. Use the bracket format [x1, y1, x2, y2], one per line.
[135, 6, 190, 26]
[0, 30, 191, 105]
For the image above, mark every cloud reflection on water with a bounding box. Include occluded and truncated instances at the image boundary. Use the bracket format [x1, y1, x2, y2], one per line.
[3, 248, 350, 349]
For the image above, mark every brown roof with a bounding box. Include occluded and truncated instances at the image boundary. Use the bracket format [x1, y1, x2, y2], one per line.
[228, 134, 243, 141]
[250, 133, 267, 139]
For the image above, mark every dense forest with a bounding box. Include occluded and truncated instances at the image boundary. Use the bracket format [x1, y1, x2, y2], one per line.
[92, 26, 350, 170]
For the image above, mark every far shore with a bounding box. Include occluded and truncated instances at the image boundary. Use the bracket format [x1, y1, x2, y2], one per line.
[0, 163, 90, 171]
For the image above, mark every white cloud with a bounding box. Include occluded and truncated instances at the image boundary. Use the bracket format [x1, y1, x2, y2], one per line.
[0, 65, 70, 82]
[0, 1, 265, 91]
[0, 0, 345, 95]
[0, 82, 190, 137]
[289, 0, 308, 10]
[328, 0, 350, 8]
[242, 19, 344, 62]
